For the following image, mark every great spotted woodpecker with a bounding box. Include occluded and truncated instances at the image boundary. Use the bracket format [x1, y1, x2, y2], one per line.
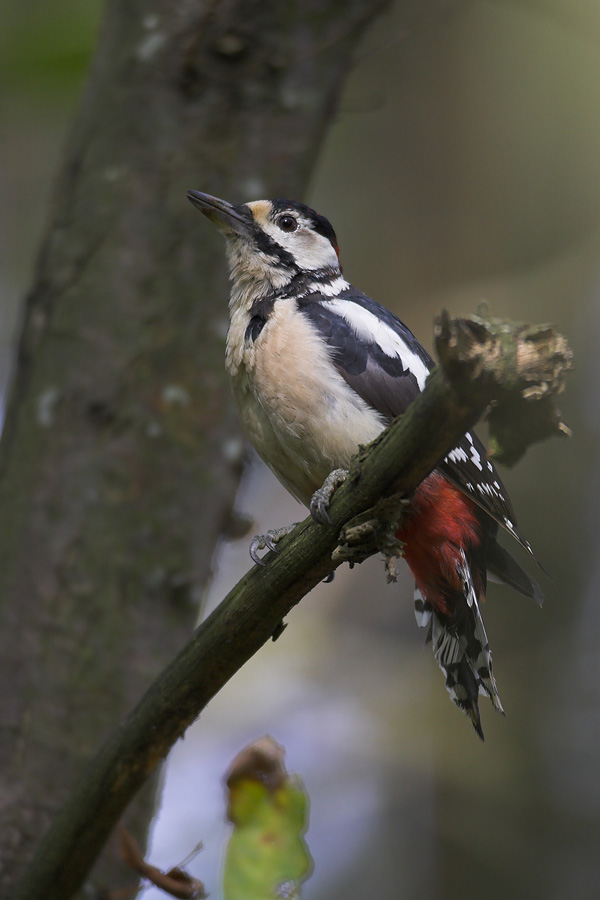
[188, 191, 542, 739]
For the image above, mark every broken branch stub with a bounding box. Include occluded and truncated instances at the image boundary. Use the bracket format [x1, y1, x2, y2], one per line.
[434, 311, 573, 465]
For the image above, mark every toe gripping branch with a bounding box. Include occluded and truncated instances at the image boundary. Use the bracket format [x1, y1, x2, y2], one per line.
[310, 468, 409, 576]
[309, 468, 350, 524]
[310, 469, 408, 576]
[249, 524, 300, 566]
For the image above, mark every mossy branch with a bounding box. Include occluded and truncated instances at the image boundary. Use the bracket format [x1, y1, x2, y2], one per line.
[16, 314, 572, 900]
[435, 311, 573, 464]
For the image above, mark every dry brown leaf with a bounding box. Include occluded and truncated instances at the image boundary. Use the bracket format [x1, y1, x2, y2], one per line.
[118, 825, 206, 899]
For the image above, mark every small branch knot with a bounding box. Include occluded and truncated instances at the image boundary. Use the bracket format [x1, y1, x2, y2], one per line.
[434, 310, 574, 465]
[331, 494, 408, 567]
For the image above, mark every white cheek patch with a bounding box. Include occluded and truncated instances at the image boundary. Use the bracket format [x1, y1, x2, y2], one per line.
[261, 222, 339, 271]
[323, 299, 430, 389]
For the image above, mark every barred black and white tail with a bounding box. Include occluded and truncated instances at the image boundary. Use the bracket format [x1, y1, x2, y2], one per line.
[414, 550, 503, 740]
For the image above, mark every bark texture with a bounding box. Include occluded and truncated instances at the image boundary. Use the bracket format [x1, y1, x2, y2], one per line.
[0, 0, 389, 895]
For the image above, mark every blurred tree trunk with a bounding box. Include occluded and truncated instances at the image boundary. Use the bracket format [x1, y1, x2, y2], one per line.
[0, 0, 394, 895]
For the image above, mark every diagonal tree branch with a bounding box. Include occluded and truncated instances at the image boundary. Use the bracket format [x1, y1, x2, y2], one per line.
[16, 314, 572, 900]
[0, 1, 395, 892]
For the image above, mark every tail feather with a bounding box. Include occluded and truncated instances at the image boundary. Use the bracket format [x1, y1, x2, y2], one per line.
[487, 540, 544, 606]
[414, 549, 503, 740]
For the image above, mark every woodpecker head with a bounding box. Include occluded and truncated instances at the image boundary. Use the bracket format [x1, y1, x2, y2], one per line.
[187, 191, 341, 301]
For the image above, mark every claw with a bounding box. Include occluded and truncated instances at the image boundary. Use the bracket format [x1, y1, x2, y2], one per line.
[249, 538, 268, 566]
[316, 499, 332, 525]
[248, 523, 300, 565]
[310, 468, 349, 525]
[264, 535, 279, 553]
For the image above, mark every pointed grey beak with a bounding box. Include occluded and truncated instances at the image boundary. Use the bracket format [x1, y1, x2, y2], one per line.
[187, 190, 254, 238]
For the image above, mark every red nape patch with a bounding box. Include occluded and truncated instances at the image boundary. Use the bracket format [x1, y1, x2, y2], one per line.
[396, 473, 483, 616]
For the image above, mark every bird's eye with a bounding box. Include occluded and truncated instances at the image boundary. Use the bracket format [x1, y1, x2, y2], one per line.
[277, 214, 298, 233]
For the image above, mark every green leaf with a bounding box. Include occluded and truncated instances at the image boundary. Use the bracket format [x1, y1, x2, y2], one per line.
[222, 736, 312, 900]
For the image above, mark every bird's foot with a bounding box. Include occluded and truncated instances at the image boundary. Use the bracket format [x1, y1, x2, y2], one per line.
[310, 468, 350, 524]
[331, 493, 409, 571]
[249, 523, 300, 566]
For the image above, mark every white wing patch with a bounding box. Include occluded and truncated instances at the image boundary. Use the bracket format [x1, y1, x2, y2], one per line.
[447, 446, 468, 464]
[469, 442, 483, 471]
[323, 298, 430, 389]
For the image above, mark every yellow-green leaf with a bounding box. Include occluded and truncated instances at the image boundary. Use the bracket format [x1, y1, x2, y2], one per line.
[222, 736, 312, 900]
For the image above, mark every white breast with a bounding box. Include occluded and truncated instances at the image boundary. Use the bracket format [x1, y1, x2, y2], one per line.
[227, 299, 386, 506]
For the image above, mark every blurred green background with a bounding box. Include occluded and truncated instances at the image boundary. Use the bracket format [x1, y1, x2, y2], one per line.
[3, 2, 600, 898]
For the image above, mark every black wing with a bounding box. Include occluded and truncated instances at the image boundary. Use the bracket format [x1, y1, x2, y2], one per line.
[438, 436, 534, 555]
[300, 291, 425, 418]
[300, 288, 535, 556]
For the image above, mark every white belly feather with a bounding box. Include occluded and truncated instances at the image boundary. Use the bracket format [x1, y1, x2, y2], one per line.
[226, 298, 386, 506]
